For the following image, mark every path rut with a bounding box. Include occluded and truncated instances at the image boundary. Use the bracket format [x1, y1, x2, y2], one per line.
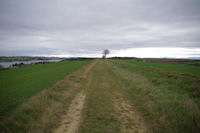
[53, 61, 96, 133]
[113, 92, 147, 133]
[53, 92, 86, 133]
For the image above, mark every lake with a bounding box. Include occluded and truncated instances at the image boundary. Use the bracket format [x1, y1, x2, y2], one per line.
[0, 59, 62, 68]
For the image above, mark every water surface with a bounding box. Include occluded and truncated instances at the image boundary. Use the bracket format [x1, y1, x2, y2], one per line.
[0, 59, 61, 68]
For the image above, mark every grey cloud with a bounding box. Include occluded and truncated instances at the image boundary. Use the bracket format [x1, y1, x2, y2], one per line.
[0, 0, 200, 57]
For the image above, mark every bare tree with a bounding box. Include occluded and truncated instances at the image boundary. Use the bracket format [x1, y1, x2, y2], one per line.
[102, 49, 110, 58]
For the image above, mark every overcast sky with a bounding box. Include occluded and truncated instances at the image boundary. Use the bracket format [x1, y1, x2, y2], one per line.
[0, 0, 200, 58]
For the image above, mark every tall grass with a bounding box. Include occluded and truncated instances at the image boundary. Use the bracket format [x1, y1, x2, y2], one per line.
[108, 60, 200, 133]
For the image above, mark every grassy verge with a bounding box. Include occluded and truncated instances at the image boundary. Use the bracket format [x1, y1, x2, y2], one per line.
[0, 60, 91, 119]
[0, 61, 93, 133]
[108, 59, 200, 133]
[79, 60, 120, 133]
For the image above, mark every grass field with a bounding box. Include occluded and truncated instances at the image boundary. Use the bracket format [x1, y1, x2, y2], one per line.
[109, 60, 200, 133]
[0, 60, 91, 119]
[124, 60, 200, 77]
[0, 59, 200, 133]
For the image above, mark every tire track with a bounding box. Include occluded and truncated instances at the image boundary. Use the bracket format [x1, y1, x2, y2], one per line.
[104, 61, 147, 133]
[53, 61, 96, 133]
[53, 92, 86, 133]
[113, 92, 147, 133]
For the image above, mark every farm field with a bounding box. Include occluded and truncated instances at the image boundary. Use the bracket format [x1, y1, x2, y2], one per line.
[0, 59, 200, 133]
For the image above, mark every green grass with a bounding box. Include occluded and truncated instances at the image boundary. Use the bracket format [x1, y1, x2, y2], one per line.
[184, 61, 200, 65]
[79, 61, 120, 133]
[124, 60, 200, 77]
[0, 60, 91, 119]
[1, 59, 200, 133]
[109, 59, 200, 133]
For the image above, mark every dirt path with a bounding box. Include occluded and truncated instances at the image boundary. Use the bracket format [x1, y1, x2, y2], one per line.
[54, 60, 147, 133]
[102, 77, 147, 133]
[53, 61, 96, 133]
[53, 92, 86, 133]
[113, 92, 147, 133]
[103, 61, 147, 133]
